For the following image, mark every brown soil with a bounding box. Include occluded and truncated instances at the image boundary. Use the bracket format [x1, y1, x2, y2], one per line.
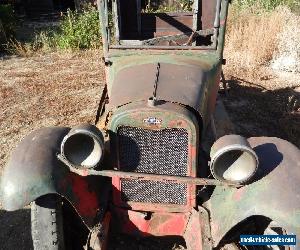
[0, 51, 299, 250]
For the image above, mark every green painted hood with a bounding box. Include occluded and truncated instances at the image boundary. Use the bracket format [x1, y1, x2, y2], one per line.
[107, 54, 221, 126]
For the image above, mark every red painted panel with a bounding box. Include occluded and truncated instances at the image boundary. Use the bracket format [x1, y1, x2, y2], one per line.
[68, 173, 99, 218]
[114, 207, 190, 237]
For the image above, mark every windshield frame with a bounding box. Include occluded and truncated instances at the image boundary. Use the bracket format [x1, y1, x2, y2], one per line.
[97, 0, 228, 55]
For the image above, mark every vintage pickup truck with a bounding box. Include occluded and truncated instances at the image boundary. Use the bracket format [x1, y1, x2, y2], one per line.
[1, 0, 299, 249]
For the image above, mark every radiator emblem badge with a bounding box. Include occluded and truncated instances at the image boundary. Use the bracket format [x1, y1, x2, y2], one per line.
[143, 117, 162, 125]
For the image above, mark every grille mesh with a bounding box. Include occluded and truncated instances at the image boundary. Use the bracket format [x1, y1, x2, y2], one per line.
[117, 126, 189, 205]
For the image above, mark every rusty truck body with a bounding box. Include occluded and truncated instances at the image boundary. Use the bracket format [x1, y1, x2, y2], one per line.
[1, 0, 299, 249]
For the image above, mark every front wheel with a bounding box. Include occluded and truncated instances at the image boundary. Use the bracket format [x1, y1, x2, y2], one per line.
[31, 194, 65, 250]
[31, 194, 92, 250]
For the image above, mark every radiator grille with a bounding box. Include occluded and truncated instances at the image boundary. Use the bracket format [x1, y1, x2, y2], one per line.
[117, 126, 189, 205]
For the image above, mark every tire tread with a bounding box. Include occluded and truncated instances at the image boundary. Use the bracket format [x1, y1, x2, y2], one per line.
[31, 194, 64, 250]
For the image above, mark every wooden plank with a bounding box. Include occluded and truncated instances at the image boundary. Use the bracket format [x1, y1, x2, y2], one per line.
[122, 12, 193, 39]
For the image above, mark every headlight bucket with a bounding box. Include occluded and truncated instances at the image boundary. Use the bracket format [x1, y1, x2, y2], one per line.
[61, 124, 104, 169]
[210, 135, 258, 184]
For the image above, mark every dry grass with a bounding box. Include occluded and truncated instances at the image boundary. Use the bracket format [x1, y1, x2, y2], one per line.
[5, 39, 36, 57]
[0, 50, 104, 175]
[223, 7, 300, 147]
[271, 10, 300, 72]
[224, 7, 289, 75]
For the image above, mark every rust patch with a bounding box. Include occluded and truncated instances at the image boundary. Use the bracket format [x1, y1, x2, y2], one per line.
[189, 146, 197, 159]
[115, 207, 189, 237]
[233, 188, 245, 201]
[184, 209, 203, 250]
[149, 213, 187, 236]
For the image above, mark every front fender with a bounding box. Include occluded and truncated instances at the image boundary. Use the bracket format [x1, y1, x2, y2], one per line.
[209, 137, 300, 247]
[0, 127, 109, 228]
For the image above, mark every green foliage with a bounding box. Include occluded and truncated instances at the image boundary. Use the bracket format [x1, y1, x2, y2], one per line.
[233, 0, 300, 12]
[0, 4, 17, 40]
[54, 6, 101, 49]
[5, 0, 300, 54]
[34, 5, 101, 51]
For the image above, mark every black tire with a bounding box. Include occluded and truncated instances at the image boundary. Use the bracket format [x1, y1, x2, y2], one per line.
[31, 194, 65, 250]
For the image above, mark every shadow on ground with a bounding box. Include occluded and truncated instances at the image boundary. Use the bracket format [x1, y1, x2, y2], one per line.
[222, 77, 300, 148]
[0, 209, 33, 250]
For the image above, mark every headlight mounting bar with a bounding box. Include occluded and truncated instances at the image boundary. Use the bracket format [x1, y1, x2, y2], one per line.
[58, 154, 241, 187]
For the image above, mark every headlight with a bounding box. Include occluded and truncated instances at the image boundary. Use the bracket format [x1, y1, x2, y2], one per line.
[210, 135, 258, 184]
[61, 124, 104, 169]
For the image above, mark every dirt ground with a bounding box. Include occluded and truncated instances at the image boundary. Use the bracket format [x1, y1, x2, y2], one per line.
[0, 50, 299, 250]
[223, 66, 300, 147]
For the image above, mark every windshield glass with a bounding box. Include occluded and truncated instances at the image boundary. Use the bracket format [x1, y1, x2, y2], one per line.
[106, 0, 220, 49]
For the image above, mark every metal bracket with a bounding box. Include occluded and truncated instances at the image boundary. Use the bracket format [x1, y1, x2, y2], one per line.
[199, 206, 214, 250]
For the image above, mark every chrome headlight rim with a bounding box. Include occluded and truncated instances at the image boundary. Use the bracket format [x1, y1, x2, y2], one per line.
[210, 135, 259, 185]
[60, 124, 105, 169]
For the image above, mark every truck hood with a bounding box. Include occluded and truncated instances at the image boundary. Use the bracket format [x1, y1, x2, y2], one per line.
[108, 61, 221, 125]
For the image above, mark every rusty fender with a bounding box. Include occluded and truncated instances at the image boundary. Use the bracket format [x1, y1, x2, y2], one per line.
[0, 127, 109, 228]
[208, 137, 300, 248]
